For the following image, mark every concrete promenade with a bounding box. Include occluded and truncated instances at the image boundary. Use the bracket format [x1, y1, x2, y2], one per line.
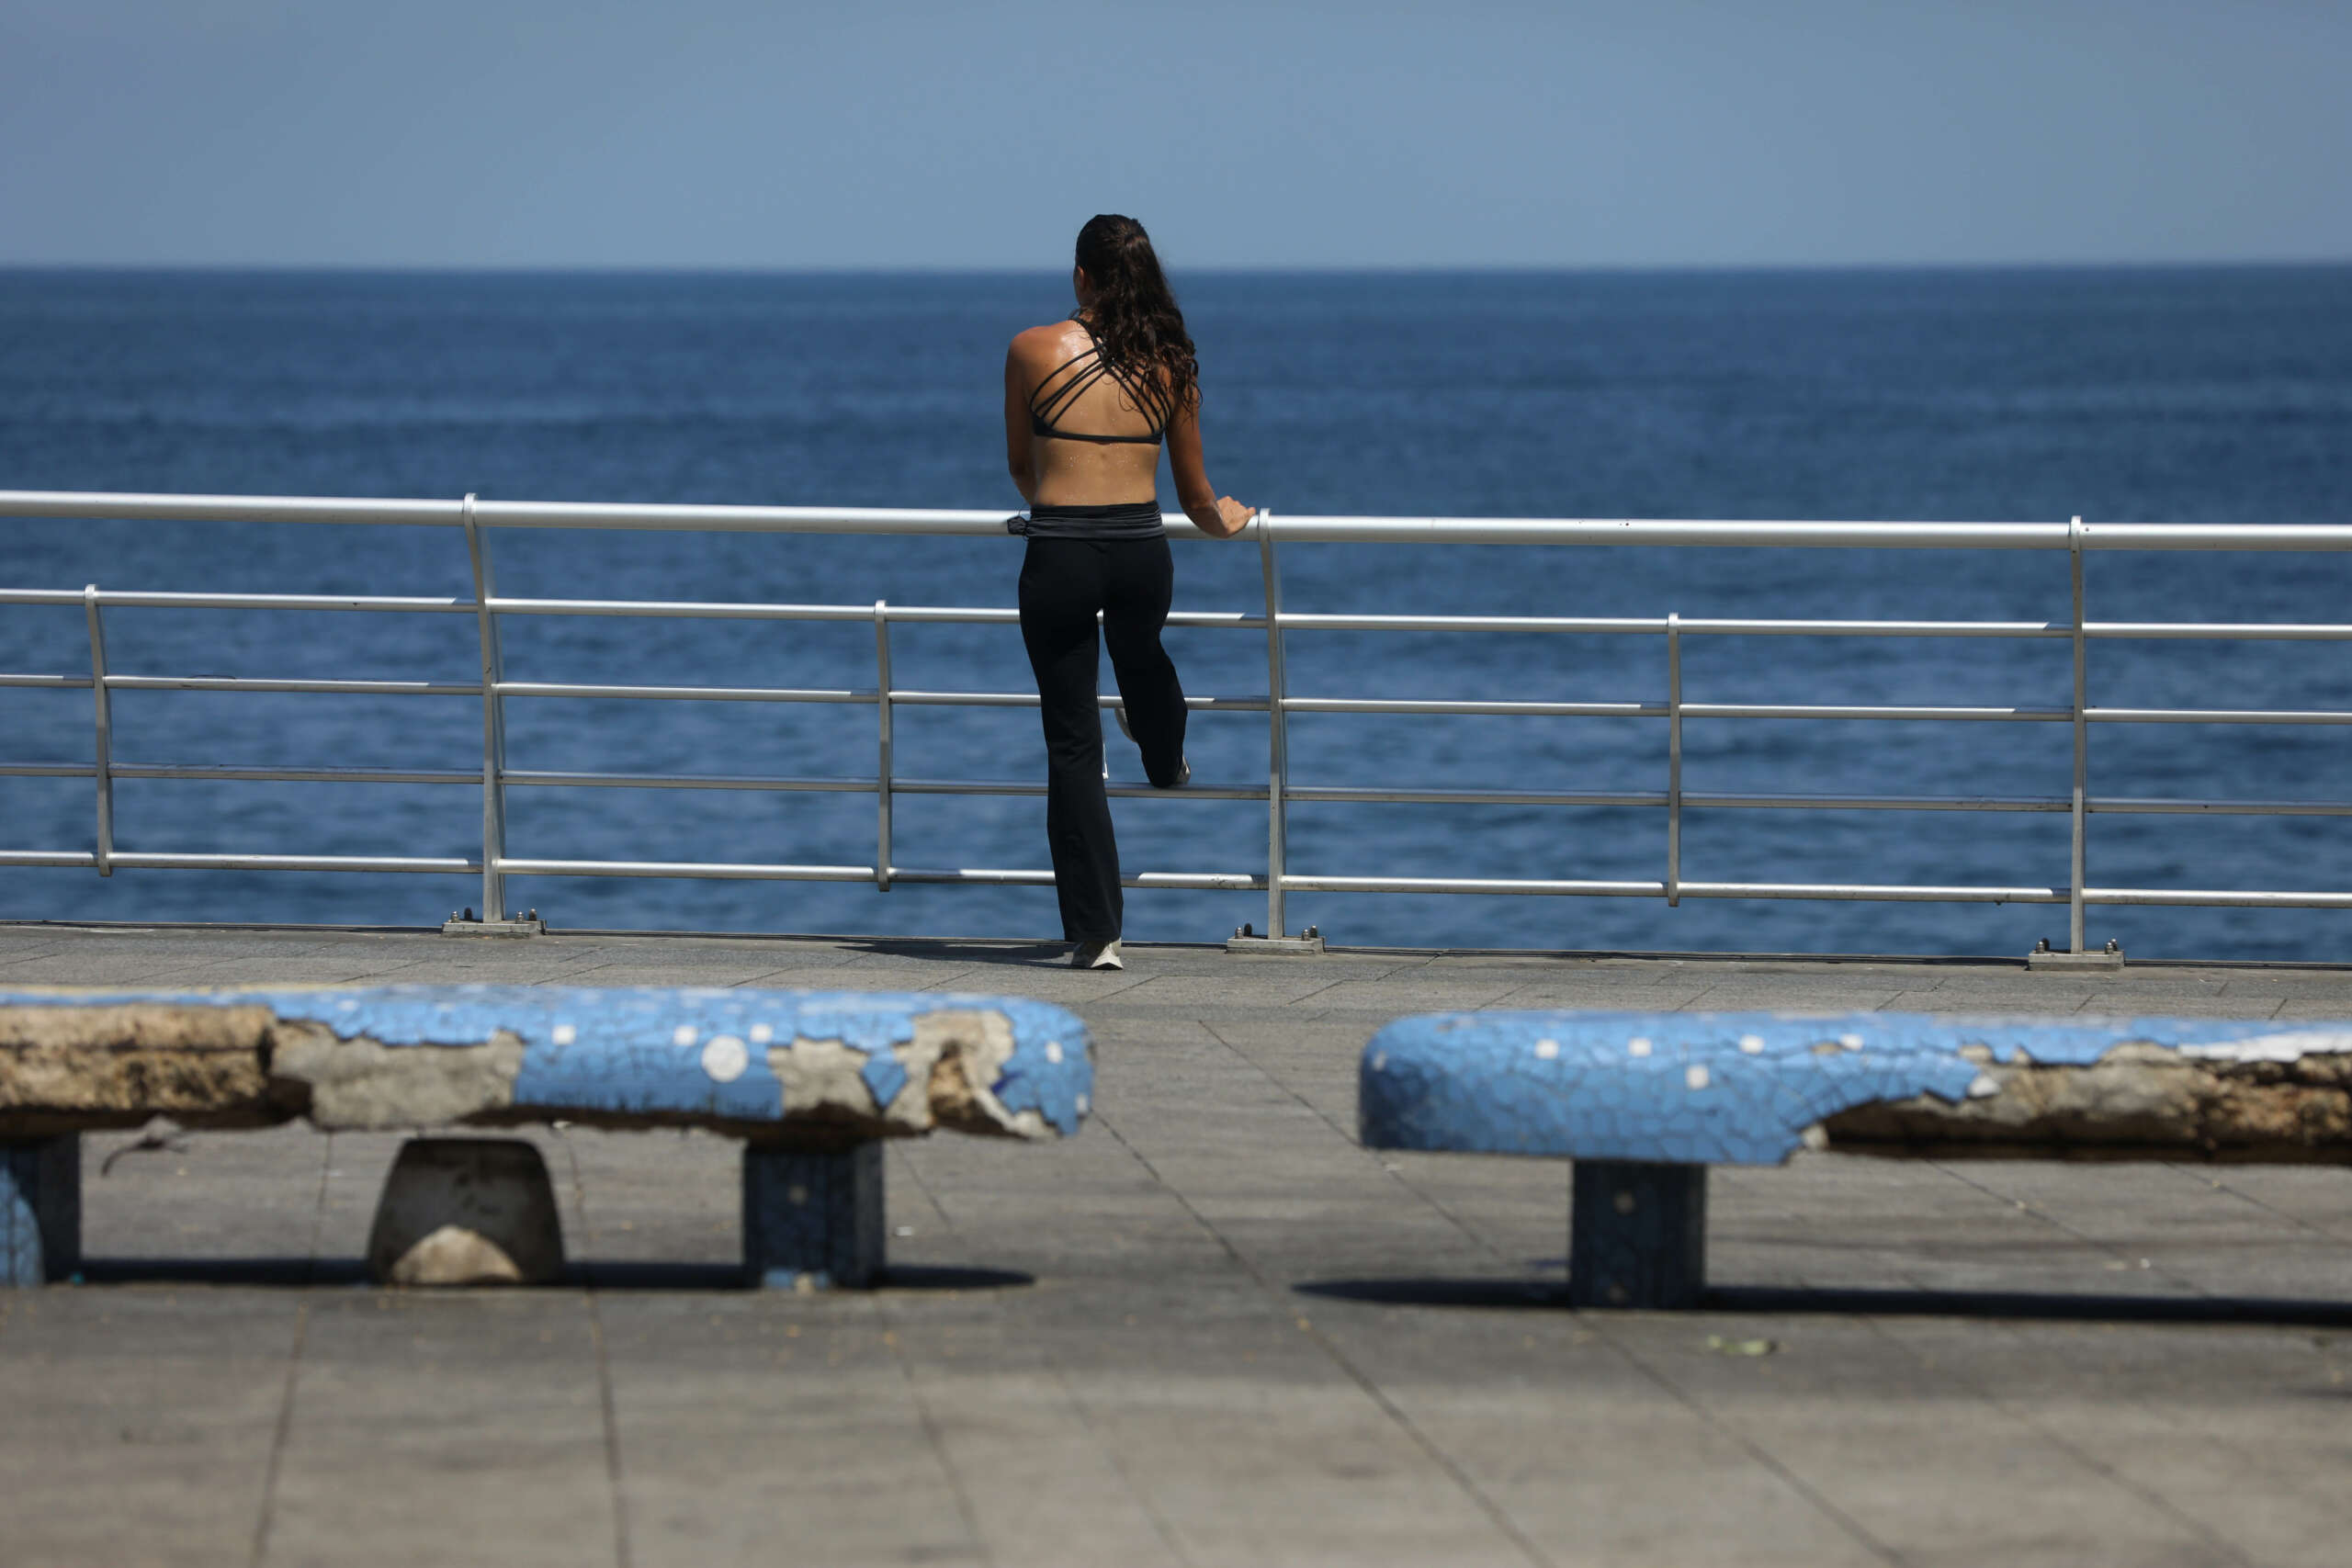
[4, 921, 2351, 1568]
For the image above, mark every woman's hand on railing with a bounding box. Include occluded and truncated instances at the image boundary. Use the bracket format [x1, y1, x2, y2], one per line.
[1191, 496, 1255, 539]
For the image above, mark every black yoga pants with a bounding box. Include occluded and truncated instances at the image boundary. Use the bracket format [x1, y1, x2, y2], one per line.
[1017, 536, 1188, 942]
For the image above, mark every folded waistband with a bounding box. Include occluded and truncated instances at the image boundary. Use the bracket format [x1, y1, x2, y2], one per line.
[1016, 501, 1166, 540]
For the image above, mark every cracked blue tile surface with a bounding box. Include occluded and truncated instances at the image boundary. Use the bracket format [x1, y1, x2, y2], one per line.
[0, 986, 1093, 1135]
[1360, 1010, 2352, 1166]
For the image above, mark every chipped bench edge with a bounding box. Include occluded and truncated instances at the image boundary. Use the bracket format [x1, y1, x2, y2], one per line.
[1360, 1010, 2352, 1166]
[0, 985, 1094, 1143]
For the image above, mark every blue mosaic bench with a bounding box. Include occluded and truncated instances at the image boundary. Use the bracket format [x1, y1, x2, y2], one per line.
[1361, 1010, 2352, 1309]
[0, 986, 1092, 1290]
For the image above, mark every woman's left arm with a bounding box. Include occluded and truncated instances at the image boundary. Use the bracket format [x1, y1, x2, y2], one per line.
[1003, 340, 1037, 506]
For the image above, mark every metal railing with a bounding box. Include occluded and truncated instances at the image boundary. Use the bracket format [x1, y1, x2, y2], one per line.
[6, 488, 2352, 953]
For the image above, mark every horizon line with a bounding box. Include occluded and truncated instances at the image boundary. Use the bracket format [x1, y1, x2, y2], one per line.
[3, 257, 2349, 279]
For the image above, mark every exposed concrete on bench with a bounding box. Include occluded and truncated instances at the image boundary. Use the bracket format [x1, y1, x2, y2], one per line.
[1362, 1010, 2352, 1166]
[0, 985, 1092, 1143]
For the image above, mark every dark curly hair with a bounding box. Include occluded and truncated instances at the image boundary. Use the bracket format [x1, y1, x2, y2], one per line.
[1075, 214, 1199, 414]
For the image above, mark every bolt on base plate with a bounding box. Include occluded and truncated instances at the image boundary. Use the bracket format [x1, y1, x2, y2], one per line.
[1227, 923, 1326, 955]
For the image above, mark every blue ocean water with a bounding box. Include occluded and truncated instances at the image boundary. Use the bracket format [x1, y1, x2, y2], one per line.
[3, 267, 2349, 959]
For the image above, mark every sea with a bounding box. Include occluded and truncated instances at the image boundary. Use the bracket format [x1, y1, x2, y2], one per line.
[4, 267, 2349, 961]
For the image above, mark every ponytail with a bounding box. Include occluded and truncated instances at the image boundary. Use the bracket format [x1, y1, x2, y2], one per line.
[1074, 215, 1200, 413]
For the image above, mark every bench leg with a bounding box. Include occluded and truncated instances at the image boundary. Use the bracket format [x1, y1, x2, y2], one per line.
[1569, 1160, 1704, 1309]
[1, 1134, 82, 1288]
[742, 1141, 884, 1290]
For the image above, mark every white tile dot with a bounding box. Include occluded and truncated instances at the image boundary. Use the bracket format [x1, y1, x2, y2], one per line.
[749, 1022, 773, 1044]
[551, 1023, 576, 1046]
[702, 1034, 748, 1083]
[1534, 1038, 1560, 1059]
[1371, 1052, 1387, 1072]
[336, 998, 358, 1011]
[1738, 1034, 1765, 1055]
[1075, 1093, 1091, 1115]
[1685, 1064, 1711, 1090]
[672, 1024, 697, 1047]
[1839, 1032, 1865, 1050]
[1045, 1040, 1064, 1064]
[1628, 1037, 1652, 1057]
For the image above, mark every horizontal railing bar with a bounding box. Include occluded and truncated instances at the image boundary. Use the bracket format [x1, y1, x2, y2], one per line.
[1279, 874, 2065, 902]
[0, 850, 477, 874]
[111, 763, 480, 786]
[1278, 613, 2074, 638]
[1282, 697, 2073, 721]
[492, 857, 1265, 890]
[888, 691, 1271, 712]
[484, 595, 1261, 631]
[13, 490, 2352, 551]
[498, 681, 870, 705]
[0, 588, 471, 615]
[1286, 697, 1667, 718]
[104, 675, 481, 696]
[0, 674, 94, 690]
[21, 582, 2352, 649]
[2088, 622, 2352, 641]
[21, 758, 2345, 823]
[15, 760, 2331, 820]
[2086, 887, 2352, 908]
[2086, 706, 2352, 726]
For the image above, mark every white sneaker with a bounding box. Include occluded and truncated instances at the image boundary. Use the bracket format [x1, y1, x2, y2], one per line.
[1072, 939, 1124, 970]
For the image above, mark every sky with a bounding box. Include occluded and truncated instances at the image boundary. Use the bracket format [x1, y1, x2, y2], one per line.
[2, 0, 2347, 270]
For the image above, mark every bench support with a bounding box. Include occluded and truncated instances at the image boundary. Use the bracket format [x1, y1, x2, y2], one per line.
[1, 1135, 81, 1288]
[743, 1141, 884, 1290]
[1569, 1160, 1704, 1309]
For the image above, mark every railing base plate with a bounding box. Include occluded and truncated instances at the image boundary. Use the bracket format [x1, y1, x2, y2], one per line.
[1227, 933, 1326, 955]
[2027, 944, 2125, 970]
[442, 918, 546, 939]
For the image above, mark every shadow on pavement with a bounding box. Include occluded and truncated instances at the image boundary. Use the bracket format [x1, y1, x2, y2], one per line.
[70, 1257, 1034, 1292]
[77, 1257, 369, 1287]
[842, 939, 1071, 968]
[1296, 1275, 2352, 1325]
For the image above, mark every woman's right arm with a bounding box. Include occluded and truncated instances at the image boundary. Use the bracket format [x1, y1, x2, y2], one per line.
[1166, 392, 1252, 539]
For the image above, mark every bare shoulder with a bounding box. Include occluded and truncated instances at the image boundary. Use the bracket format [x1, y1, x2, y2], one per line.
[1008, 321, 1083, 368]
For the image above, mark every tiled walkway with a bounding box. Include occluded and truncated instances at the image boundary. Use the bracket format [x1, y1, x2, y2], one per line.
[5, 924, 2350, 1566]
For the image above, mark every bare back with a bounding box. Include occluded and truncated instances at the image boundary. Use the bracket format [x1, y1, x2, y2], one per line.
[1003, 319, 1171, 507]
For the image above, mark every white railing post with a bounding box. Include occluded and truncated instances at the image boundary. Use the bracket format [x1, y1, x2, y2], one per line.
[874, 600, 893, 891]
[462, 495, 510, 921]
[82, 584, 113, 877]
[1257, 510, 1289, 937]
[1666, 612, 1682, 907]
[2069, 514, 2088, 953]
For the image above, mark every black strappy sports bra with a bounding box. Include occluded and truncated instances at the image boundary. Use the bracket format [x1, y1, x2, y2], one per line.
[1027, 320, 1176, 446]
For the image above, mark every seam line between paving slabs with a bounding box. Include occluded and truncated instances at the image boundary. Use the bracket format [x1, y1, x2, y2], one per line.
[2170, 1162, 2352, 1248]
[1907, 1162, 2273, 1558]
[1720, 1168, 2258, 1560]
[1925, 1160, 2214, 1302]
[888, 1142, 958, 1236]
[1195, 1021, 1499, 1259]
[556, 1130, 637, 1568]
[247, 1122, 337, 1565]
[871, 1295, 998, 1568]
[863, 1159, 1190, 1567]
[1082, 1100, 1553, 1568]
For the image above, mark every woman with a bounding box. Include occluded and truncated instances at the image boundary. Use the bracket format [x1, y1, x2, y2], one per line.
[1005, 214, 1253, 970]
